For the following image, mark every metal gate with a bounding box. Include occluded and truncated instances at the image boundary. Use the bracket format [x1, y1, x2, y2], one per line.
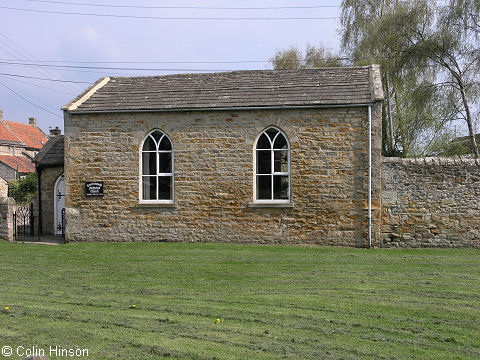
[57, 208, 65, 237]
[13, 203, 39, 241]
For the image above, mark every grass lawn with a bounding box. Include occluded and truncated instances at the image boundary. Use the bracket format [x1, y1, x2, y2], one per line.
[0, 242, 479, 360]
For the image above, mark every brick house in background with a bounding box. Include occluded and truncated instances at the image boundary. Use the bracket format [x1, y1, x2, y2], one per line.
[61, 66, 384, 246]
[0, 155, 35, 195]
[0, 108, 47, 197]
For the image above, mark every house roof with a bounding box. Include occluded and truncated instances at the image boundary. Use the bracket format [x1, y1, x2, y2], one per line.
[0, 120, 23, 145]
[453, 133, 480, 143]
[2, 120, 47, 150]
[0, 155, 35, 173]
[33, 135, 64, 166]
[451, 133, 480, 154]
[63, 66, 384, 114]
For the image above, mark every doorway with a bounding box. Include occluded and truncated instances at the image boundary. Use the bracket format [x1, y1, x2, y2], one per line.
[54, 173, 65, 235]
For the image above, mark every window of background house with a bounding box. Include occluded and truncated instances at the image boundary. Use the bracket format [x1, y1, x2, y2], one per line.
[141, 130, 173, 202]
[255, 127, 290, 202]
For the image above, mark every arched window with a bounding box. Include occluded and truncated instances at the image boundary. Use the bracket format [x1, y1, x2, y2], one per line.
[255, 127, 290, 202]
[141, 130, 173, 202]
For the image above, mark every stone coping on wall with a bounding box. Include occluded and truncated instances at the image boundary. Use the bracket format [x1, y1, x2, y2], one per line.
[383, 156, 479, 166]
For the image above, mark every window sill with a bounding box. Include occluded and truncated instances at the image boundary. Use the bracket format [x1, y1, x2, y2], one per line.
[248, 202, 294, 208]
[135, 202, 176, 209]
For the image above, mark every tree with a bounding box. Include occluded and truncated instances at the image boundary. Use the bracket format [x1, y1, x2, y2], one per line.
[270, 44, 345, 70]
[449, 0, 480, 33]
[381, 0, 480, 158]
[341, 0, 440, 156]
[408, 0, 480, 158]
[340, 0, 480, 158]
[8, 173, 36, 204]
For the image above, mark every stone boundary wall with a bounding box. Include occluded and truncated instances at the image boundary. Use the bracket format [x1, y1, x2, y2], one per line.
[0, 197, 15, 242]
[381, 157, 480, 247]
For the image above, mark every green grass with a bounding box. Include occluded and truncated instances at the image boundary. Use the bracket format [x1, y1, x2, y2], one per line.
[0, 242, 479, 359]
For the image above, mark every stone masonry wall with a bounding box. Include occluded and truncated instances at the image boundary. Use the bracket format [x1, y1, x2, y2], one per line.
[0, 145, 21, 155]
[0, 197, 15, 242]
[382, 158, 480, 247]
[0, 145, 36, 158]
[0, 162, 15, 181]
[0, 177, 8, 197]
[0, 145, 15, 155]
[64, 105, 382, 246]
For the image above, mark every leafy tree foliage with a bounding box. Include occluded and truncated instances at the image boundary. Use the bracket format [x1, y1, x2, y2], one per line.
[406, 0, 480, 158]
[340, 0, 480, 158]
[270, 44, 345, 70]
[8, 173, 36, 204]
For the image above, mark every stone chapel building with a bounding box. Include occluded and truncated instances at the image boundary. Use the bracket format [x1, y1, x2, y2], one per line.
[61, 66, 384, 246]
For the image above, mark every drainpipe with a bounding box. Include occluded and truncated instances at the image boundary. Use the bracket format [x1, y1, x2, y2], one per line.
[368, 105, 372, 249]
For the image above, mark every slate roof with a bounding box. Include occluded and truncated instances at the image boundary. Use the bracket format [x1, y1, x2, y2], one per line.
[63, 66, 384, 113]
[453, 133, 480, 144]
[33, 135, 65, 166]
[33, 135, 64, 167]
[0, 155, 35, 173]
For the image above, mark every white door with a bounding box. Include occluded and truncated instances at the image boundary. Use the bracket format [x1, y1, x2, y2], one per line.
[54, 174, 65, 235]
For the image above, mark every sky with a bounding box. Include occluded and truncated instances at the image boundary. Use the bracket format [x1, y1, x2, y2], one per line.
[0, 0, 342, 134]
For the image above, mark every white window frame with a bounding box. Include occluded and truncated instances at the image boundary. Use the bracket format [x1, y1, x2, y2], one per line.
[139, 129, 174, 204]
[253, 127, 291, 203]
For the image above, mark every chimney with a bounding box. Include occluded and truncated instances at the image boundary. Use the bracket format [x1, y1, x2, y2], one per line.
[0, 107, 3, 121]
[49, 126, 61, 136]
[29, 117, 37, 127]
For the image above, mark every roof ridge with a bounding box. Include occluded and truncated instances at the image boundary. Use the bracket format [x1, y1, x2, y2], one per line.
[106, 66, 375, 80]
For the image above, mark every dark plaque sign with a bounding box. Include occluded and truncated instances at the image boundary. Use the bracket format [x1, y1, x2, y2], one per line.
[85, 182, 104, 197]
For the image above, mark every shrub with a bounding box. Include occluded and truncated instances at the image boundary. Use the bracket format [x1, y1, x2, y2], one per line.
[8, 173, 36, 204]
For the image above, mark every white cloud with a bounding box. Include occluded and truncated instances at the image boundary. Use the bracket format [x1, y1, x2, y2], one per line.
[77, 27, 99, 42]
[58, 26, 122, 61]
